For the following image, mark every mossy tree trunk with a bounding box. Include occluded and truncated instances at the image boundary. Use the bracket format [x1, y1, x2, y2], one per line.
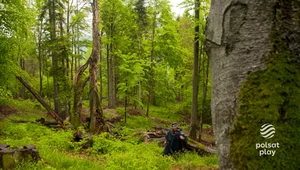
[72, 61, 89, 128]
[206, 0, 300, 169]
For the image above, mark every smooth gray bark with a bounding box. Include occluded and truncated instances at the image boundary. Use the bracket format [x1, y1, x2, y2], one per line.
[206, 0, 275, 169]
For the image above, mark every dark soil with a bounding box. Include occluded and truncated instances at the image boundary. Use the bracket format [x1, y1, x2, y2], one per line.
[127, 109, 143, 116]
[0, 105, 17, 118]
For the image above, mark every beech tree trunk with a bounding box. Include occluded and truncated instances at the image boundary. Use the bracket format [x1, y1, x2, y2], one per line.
[205, 0, 300, 169]
[108, 22, 116, 108]
[190, 0, 200, 140]
[49, 0, 61, 114]
[89, 0, 104, 132]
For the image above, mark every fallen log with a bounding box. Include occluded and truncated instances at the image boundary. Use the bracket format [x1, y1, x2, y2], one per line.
[139, 127, 217, 155]
[16, 76, 64, 128]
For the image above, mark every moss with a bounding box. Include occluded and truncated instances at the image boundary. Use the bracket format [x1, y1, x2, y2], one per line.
[230, 30, 300, 169]
[2, 152, 15, 169]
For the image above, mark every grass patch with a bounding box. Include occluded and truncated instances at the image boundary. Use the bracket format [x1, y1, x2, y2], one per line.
[0, 100, 218, 169]
[150, 105, 183, 123]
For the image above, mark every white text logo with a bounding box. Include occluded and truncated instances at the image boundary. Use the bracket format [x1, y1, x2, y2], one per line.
[260, 123, 275, 139]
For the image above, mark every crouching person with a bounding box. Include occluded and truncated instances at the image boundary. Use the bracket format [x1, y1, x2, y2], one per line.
[163, 123, 188, 155]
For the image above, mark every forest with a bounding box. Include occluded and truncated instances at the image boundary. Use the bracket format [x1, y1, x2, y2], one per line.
[0, 0, 217, 169]
[1, 0, 300, 169]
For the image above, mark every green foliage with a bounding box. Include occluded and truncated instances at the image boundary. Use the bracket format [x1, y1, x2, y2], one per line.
[90, 132, 130, 154]
[0, 101, 218, 169]
[0, 87, 12, 105]
[230, 33, 300, 169]
[151, 105, 183, 123]
[103, 143, 172, 170]
[0, 0, 35, 96]
[174, 152, 218, 170]
[120, 116, 157, 131]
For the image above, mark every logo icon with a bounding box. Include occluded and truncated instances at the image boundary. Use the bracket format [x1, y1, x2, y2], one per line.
[260, 123, 275, 139]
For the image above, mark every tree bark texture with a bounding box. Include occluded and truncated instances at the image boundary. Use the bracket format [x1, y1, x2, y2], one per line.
[49, 0, 61, 114]
[72, 61, 89, 128]
[108, 23, 116, 108]
[89, 0, 104, 132]
[190, 0, 200, 140]
[205, 0, 300, 169]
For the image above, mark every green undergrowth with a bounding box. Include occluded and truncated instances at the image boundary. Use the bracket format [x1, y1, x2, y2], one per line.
[0, 107, 217, 170]
[2, 98, 46, 113]
[115, 104, 186, 132]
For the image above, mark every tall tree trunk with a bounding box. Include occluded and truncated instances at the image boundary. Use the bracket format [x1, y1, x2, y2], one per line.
[107, 43, 110, 104]
[99, 31, 103, 104]
[124, 80, 128, 123]
[108, 22, 116, 108]
[198, 48, 209, 141]
[76, 0, 80, 68]
[46, 57, 51, 106]
[205, 0, 300, 169]
[19, 58, 26, 99]
[190, 0, 200, 140]
[137, 37, 142, 109]
[146, 12, 156, 117]
[38, 19, 43, 96]
[49, 0, 61, 114]
[89, 0, 104, 133]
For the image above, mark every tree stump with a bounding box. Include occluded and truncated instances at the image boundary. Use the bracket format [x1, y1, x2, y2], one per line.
[0, 144, 40, 169]
[0, 149, 15, 170]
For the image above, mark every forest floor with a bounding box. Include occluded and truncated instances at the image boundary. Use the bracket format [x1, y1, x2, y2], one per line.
[0, 99, 218, 170]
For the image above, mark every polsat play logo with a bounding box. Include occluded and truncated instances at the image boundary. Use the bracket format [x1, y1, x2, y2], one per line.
[260, 123, 275, 139]
[255, 123, 279, 156]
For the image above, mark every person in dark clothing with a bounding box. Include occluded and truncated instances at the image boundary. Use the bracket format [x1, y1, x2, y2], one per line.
[163, 123, 188, 155]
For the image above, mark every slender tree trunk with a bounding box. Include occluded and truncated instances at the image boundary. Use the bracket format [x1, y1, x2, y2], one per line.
[108, 22, 116, 108]
[89, 0, 104, 133]
[190, 0, 200, 140]
[125, 80, 128, 123]
[138, 37, 142, 109]
[38, 19, 43, 96]
[71, 27, 75, 77]
[99, 31, 103, 104]
[146, 12, 156, 117]
[76, 0, 80, 68]
[46, 56, 51, 106]
[49, 0, 61, 114]
[19, 58, 26, 99]
[107, 43, 110, 103]
[198, 47, 209, 141]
